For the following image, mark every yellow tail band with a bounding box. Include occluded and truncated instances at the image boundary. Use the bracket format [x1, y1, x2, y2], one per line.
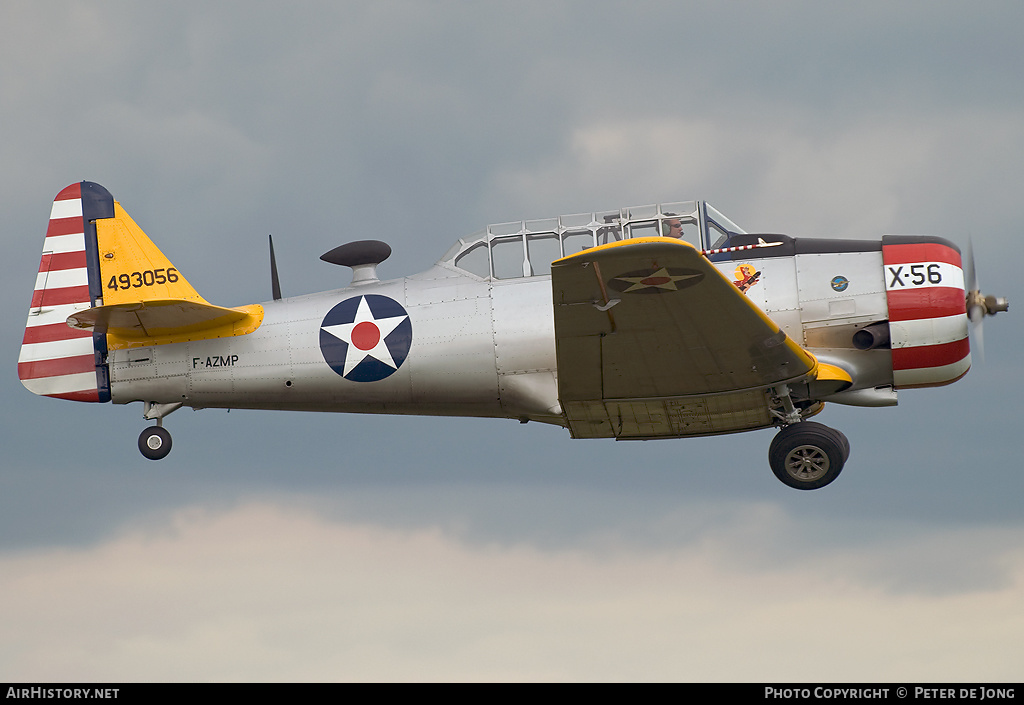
[75, 199, 263, 349]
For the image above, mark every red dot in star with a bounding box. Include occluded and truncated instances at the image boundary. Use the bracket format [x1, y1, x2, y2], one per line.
[351, 321, 381, 350]
[641, 276, 670, 285]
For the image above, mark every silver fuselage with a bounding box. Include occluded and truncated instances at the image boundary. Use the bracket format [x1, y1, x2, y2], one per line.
[108, 264, 561, 423]
[108, 245, 896, 427]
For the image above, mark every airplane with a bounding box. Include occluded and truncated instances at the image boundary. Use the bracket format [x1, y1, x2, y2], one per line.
[18, 181, 1008, 490]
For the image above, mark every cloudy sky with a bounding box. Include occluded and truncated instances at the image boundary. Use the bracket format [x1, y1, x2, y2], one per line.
[3, 1, 1024, 682]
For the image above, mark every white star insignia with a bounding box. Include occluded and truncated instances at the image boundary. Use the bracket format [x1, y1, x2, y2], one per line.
[613, 267, 702, 292]
[321, 296, 409, 376]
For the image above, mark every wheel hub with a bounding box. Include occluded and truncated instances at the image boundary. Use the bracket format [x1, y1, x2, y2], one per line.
[784, 445, 830, 482]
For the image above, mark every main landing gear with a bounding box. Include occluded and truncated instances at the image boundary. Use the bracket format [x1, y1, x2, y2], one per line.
[768, 421, 849, 490]
[138, 402, 182, 461]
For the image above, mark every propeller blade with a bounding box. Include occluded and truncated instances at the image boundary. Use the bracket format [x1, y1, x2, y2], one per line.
[968, 302, 986, 324]
[963, 238, 1008, 362]
[965, 237, 978, 293]
[964, 237, 984, 361]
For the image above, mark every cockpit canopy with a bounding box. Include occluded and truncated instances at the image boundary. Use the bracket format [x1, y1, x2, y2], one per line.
[440, 201, 745, 280]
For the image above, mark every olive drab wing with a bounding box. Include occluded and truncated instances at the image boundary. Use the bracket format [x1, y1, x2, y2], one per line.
[550, 237, 820, 439]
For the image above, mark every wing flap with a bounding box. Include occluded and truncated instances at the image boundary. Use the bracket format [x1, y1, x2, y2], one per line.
[551, 237, 817, 438]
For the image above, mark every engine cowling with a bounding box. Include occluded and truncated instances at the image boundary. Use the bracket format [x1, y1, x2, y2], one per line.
[882, 236, 970, 389]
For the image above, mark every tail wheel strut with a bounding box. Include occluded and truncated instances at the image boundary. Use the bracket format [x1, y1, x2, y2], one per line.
[138, 401, 182, 460]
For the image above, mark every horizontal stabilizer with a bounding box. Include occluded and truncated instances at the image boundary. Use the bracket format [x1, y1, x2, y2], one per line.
[86, 189, 263, 347]
[68, 299, 263, 341]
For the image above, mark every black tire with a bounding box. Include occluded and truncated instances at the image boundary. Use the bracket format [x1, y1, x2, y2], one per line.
[768, 422, 846, 490]
[833, 427, 851, 462]
[138, 426, 172, 460]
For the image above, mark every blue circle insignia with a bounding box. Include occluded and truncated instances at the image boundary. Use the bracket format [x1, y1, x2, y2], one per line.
[319, 294, 413, 382]
[830, 276, 850, 292]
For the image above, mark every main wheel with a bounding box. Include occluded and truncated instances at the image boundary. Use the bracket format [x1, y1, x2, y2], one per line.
[768, 422, 846, 490]
[833, 427, 851, 462]
[138, 426, 172, 460]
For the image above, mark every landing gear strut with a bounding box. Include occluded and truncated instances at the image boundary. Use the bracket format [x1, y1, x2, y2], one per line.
[138, 401, 182, 461]
[768, 421, 849, 490]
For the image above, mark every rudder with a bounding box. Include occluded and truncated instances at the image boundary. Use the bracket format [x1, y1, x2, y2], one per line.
[19, 182, 113, 401]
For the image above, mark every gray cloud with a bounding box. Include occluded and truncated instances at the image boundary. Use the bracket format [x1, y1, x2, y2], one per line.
[2, 499, 1022, 681]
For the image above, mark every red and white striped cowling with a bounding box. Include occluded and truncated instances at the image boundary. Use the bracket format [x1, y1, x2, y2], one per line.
[882, 236, 970, 389]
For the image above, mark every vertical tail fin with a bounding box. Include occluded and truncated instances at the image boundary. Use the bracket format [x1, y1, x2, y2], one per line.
[19, 182, 113, 402]
[20, 182, 263, 402]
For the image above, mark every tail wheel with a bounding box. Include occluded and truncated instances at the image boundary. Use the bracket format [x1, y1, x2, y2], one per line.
[138, 426, 172, 460]
[769, 422, 847, 490]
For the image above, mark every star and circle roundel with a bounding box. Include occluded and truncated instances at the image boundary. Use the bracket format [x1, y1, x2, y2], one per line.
[319, 295, 412, 382]
[607, 267, 705, 294]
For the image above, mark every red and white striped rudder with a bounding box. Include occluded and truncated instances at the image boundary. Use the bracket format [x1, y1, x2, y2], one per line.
[18, 182, 114, 402]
